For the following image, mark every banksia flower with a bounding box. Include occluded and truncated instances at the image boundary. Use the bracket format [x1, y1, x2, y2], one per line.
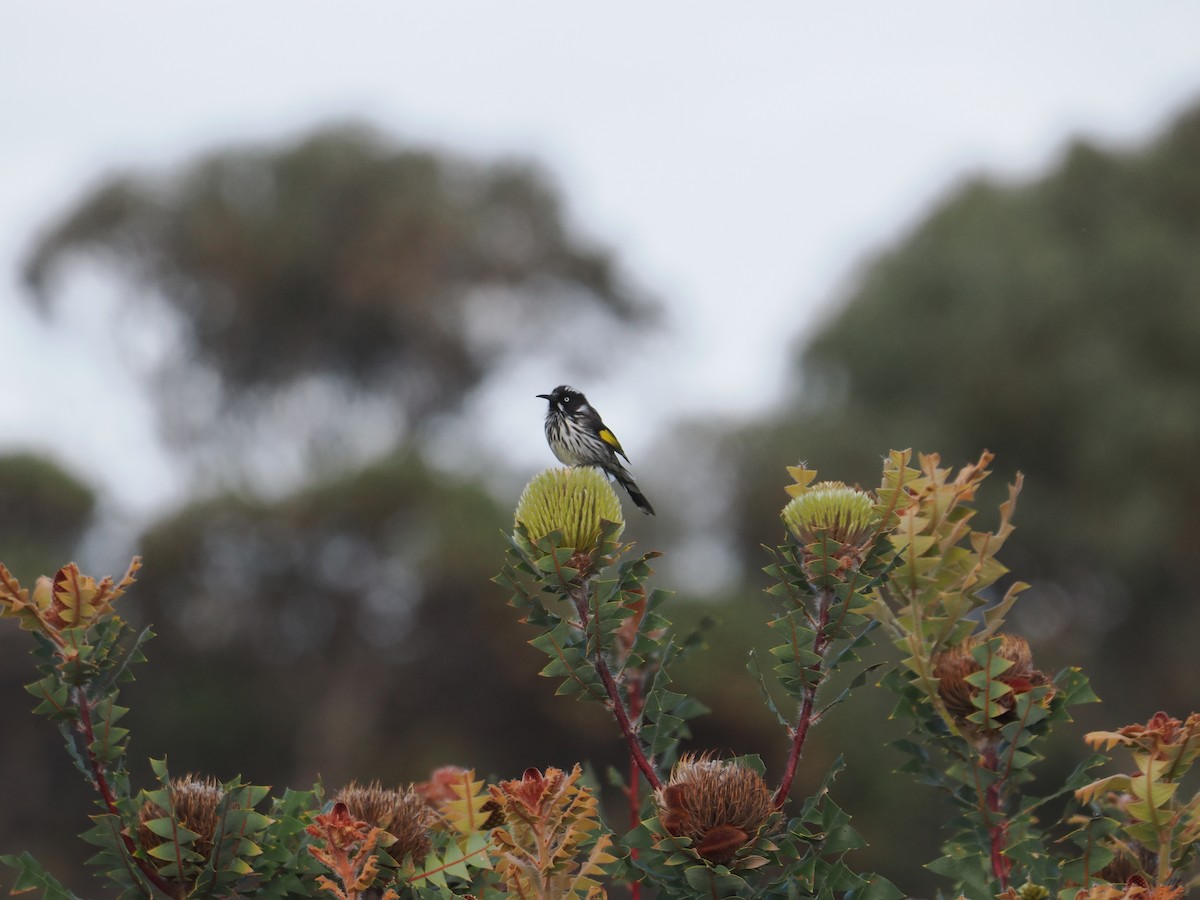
[933, 633, 1050, 733]
[656, 754, 774, 865]
[334, 780, 435, 863]
[137, 774, 223, 874]
[782, 481, 878, 548]
[514, 467, 624, 568]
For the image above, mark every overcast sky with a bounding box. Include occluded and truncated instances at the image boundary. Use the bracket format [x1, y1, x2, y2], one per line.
[4, 2, 1200, 513]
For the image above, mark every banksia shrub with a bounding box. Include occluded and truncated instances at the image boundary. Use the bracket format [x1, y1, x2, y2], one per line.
[7, 448, 1199, 899]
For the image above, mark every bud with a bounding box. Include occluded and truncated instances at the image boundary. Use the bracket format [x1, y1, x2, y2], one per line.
[334, 780, 435, 863]
[1014, 881, 1051, 900]
[781, 481, 878, 548]
[655, 754, 773, 865]
[515, 467, 624, 556]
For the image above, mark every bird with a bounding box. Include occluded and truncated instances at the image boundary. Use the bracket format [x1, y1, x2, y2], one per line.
[537, 385, 655, 516]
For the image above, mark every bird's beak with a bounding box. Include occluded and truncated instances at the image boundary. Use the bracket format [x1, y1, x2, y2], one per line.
[536, 393, 552, 400]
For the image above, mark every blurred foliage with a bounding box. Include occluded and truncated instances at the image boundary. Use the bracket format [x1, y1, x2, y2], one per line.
[0, 453, 96, 583]
[22, 122, 654, 469]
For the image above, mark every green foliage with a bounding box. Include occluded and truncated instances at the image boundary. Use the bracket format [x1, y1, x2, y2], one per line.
[496, 509, 705, 787]
[0, 454, 96, 584]
[871, 452, 1110, 898]
[0, 852, 81, 900]
[3, 451, 1197, 898]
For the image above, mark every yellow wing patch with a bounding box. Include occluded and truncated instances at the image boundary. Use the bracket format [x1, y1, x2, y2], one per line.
[598, 428, 625, 454]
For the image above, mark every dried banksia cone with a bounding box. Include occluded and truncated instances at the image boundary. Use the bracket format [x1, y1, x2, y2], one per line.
[137, 774, 223, 871]
[933, 633, 1049, 731]
[656, 754, 773, 865]
[334, 781, 435, 863]
[515, 467, 624, 559]
[782, 481, 878, 548]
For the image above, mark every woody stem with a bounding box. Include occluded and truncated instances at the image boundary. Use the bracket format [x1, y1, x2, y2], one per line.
[571, 582, 662, 792]
[981, 744, 1011, 891]
[74, 687, 179, 898]
[772, 585, 833, 809]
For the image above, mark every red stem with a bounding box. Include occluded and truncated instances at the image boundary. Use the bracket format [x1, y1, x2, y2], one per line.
[627, 679, 644, 900]
[570, 582, 662, 792]
[980, 744, 1011, 891]
[595, 655, 661, 790]
[772, 586, 833, 809]
[74, 687, 178, 898]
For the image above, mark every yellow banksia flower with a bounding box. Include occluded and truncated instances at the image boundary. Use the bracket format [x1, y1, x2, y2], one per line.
[782, 481, 878, 548]
[656, 754, 774, 865]
[515, 467, 624, 554]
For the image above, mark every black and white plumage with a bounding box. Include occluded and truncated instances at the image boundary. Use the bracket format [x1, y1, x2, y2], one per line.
[537, 385, 655, 516]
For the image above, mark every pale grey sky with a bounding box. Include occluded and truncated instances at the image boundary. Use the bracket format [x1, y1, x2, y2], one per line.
[4, 2, 1200, 513]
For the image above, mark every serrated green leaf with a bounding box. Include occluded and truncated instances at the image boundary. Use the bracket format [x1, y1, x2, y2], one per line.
[0, 852, 84, 900]
[746, 650, 789, 729]
[141, 817, 201, 842]
[849, 873, 906, 900]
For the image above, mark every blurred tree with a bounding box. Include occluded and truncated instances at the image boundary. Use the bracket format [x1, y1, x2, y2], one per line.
[22, 123, 654, 481]
[722, 100, 1200, 729]
[0, 453, 96, 582]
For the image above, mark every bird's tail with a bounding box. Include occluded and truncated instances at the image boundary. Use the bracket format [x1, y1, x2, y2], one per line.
[614, 470, 655, 516]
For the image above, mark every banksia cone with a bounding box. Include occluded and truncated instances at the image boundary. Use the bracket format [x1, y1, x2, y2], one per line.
[782, 481, 878, 548]
[334, 781, 435, 863]
[138, 774, 223, 872]
[515, 467, 624, 571]
[656, 754, 773, 865]
[933, 633, 1050, 733]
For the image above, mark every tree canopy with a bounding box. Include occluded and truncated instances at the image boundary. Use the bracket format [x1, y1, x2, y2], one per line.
[23, 123, 654, 469]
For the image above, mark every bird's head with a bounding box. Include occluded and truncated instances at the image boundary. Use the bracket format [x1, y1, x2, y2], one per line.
[537, 385, 588, 415]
